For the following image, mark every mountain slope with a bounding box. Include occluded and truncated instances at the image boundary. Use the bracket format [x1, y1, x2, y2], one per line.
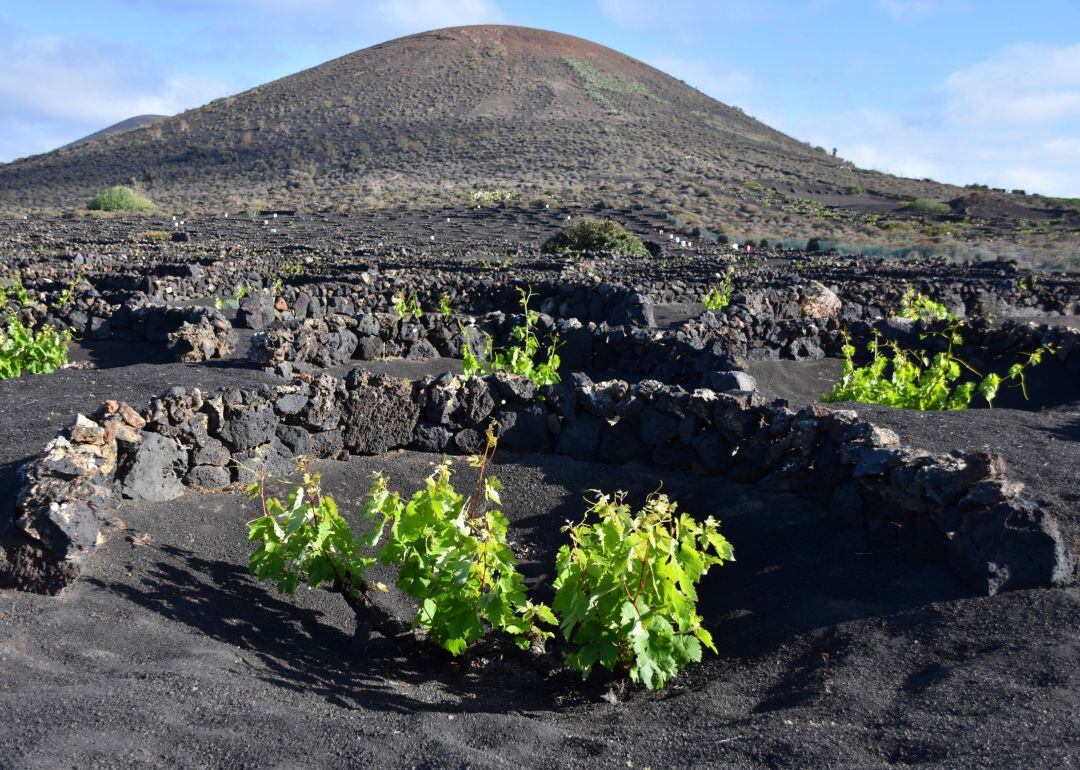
[1, 24, 1072, 251]
[61, 115, 169, 150]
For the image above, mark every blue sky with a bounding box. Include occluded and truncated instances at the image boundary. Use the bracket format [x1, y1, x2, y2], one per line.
[2, 0, 1078, 195]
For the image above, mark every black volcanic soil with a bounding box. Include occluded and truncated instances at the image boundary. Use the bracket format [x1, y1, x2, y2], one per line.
[0, 347, 1078, 768]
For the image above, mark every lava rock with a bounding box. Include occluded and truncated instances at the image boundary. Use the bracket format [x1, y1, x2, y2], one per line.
[184, 465, 232, 489]
[117, 432, 186, 502]
[342, 373, 419, 454]
[706, 370, 757, 392]
[555, 414, 605, 461]
[949, 499, 1073, 595]
[219, 403, 277, 451]
[237, 292, 278, 330]
[496, 404, 550, 452]
[639, 405, 679, 445]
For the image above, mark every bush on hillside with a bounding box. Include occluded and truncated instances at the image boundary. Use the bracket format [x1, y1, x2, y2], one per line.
[86, 186, 154, 212]
[541, 217, 649, 256]
[900, 198, 952, 216]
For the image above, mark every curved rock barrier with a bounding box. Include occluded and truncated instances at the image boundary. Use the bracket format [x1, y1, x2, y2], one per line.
[17, 288, 235, 363]
[2, 370, 1073, 597]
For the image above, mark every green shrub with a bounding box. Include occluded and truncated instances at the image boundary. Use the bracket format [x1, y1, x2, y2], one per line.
[86, 186, 153, 212]
[823, 330, 1048, 410]
[0, 317, 72, 378]
[541, 217, 649, 256]
[133, 229, 171, 242]
[900, 198, 952, 216]
[461, 288, 560, 386]
[897, 289, 953, 322]
[702, 271, 734, 311]
[553, 491, 734, 689]
[248, 440, 732, 689]
[247, 436, 555, 657]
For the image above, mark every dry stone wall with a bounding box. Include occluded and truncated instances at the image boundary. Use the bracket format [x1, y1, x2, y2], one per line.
[2, 370, 1072, 597]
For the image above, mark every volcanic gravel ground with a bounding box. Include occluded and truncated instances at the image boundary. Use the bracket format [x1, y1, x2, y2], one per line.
[746, 358, 845, 407]
[0, 356, 1078, 767]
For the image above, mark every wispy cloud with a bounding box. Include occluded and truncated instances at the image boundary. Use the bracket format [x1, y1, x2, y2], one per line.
[646, 55, 757, 100]
[786, 42, 1080, 196]
[943, 43, 1080, 124]
[597, 0, 779, 30]
[0, 24, 230, 160]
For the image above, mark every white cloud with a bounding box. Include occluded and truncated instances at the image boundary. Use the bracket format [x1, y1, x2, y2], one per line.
[943, 43, 1080, 125]
[646, 55, 756, 100]
[0, 25, 230, 160]
[876, 0, 969, 22]
[877, 0, 942, 22]
[374, 0, 505, 31]
[778, 41, 1080, 196]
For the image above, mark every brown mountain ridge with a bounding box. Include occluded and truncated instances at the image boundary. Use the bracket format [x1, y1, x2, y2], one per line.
[1, 25, 1075, 254]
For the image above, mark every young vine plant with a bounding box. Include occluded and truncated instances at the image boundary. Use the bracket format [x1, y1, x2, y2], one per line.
[897, 289, 953, 322]
[248, 428, 555, 657]
[0, 276, 73, 379]
[553, 491, 734, 690]
[460, 287, 560, 386]
[247, 433, 734, 689]
[702, 270, 734, 312]
[823, 328, 1049, 410]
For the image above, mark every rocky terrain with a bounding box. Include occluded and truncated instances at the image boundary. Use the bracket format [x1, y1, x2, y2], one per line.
[0, 208, 1077, 768]
[2, 26, 1077, 263]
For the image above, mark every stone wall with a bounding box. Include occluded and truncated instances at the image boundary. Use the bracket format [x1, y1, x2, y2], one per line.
[3, 370, 1073, 597]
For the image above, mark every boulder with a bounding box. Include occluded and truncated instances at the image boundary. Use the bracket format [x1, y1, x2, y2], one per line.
[117, 432, 186, 502]
[237, 292, 278, 330]
[639, 405, 679, 445]
[949, 500, 1074, 594]
[184, 465, 232, 489]
[556, 414, 605, 461]
[496, 404, 550, 452]
[406, 339, 439, 361]
[219, 403, 277, 451]
[342, 373, 419, 454]
[801, 281, 842, 319]
[707, 370, 757, 392]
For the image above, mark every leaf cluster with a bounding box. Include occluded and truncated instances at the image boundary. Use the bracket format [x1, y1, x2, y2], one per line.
[0, 316, 72, 379]
[702, 270, 734, 312]
[248, 450, 734, 689]
[553, 492, 734, 689]
[0, 278, 72, 379]
[461, 287, 560, 386]
[823, 329, 1048, 410]
[898, 289, 953, 322]
[213, 283, 252, 311]
[392, 290, 423, 319]
[248, 443, 554, 657]
[247, 467, 372, 596]
[363, 458, 554, 654]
